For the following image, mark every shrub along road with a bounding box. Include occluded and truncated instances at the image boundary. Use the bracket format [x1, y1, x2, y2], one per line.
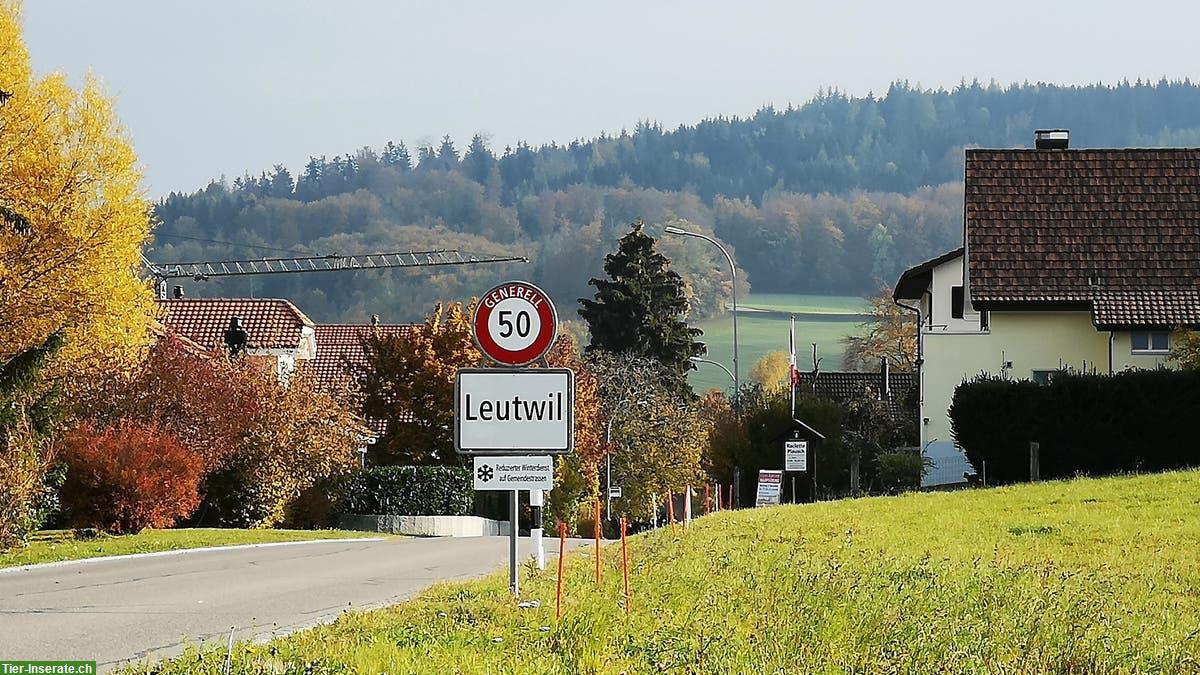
[0, 535, 584, 671]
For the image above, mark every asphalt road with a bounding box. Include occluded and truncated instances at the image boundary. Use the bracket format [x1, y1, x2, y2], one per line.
[0, 536, 582, 671]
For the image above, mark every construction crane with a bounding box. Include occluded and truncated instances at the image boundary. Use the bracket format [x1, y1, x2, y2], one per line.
[142, 249, 529, 299]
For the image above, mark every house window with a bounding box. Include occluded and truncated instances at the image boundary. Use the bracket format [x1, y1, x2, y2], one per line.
[1131, 330, 1170, 354]
[980, 310, 990, 331]
[1030, 370, 1056, 386]
[951, 286, 965, 319]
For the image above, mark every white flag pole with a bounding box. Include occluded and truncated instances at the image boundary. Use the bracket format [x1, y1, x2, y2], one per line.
[789, 313, 797, 418]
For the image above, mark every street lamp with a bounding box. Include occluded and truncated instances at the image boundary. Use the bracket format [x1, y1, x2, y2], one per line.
[689, 356, 735, 386]
[663, 225, 739, 408]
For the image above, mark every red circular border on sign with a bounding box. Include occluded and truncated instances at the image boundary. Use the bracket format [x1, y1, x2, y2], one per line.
[473, 281, 558, 366]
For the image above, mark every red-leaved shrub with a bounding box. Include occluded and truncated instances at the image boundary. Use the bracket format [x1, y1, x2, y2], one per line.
[59, 421, 204, 534]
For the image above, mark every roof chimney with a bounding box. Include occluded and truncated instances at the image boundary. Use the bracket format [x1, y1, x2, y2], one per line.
[370, 314, 380, 327]
[1035, 129, 1069, 150]
[881, 356, 891, 398]
[223, 316, 248, 356]
[172, 285, 185, 299]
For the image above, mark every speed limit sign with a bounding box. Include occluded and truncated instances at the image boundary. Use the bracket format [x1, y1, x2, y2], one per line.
[472, 281, 558, 366]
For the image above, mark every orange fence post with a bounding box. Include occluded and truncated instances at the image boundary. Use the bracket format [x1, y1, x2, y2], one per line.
[620, 517, 630, 615]
[594, 498, 602, 585]
[556, 521, 566, 621]
[667, 491, 676, 534]
[727, 484, 734, 510]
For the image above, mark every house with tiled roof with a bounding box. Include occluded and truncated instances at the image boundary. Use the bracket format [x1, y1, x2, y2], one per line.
[304, 321, 420, 435]
[794, 366, 916, 421]
[893, 130, 1200, 485]
[156, 298, 317, 379]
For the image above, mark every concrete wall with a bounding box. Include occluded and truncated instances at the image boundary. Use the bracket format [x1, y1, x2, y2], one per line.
[338, 514, 509, 537]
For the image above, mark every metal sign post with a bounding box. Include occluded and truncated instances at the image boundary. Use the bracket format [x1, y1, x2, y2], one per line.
[458, 281, 572, 597]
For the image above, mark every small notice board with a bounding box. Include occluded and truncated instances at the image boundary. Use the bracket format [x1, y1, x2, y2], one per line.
[756, 469, 783, 507]
[784, 440, 808, 472]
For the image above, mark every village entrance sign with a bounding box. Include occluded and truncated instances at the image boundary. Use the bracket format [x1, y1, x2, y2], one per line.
[456, 280, 575, 597]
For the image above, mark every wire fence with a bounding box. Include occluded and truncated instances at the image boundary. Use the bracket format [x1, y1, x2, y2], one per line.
[923, 452, 977, 489]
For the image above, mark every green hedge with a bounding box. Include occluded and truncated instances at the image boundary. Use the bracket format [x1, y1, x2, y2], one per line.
[949, 368, 1200, 483]
[335, 466, 473, 516]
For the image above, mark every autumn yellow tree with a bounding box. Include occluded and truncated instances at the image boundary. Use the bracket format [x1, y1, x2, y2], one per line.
[842, 284, 917, 371]
[544, 330, 604, 530]
[362, 301, 479, 466]
[751, 350, 791, 387]
[0, 1, 153, 364]
[203, 366, 362, 528]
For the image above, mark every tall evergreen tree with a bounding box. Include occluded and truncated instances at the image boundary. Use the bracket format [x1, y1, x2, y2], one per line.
[437, 135, 460, 170]
[381, 140, 412, 171]
[0, 332, 65, 547]
[462, 133, 496, 184]
[578, 220, 704, 393]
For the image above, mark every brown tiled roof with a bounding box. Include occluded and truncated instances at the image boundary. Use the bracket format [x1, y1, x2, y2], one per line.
[303, 324, 420, 429]
[1092, 289, 1200, 328]
[306, 324, 417, 391]
[966, 149, 1200, 316]
[794, 370, 916, 420]
[155, 298, 314, 351]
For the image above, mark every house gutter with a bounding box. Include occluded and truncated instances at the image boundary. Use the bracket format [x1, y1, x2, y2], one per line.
[1108, 330, 1114, 374]
[893, 293, 926, 450]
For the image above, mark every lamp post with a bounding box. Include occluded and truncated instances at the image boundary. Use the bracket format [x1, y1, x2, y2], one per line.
[689, 356, 735, 386]
[664, 226, 739, 408]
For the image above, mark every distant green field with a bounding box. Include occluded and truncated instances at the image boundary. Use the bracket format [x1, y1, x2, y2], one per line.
[691, 293, 868, 392]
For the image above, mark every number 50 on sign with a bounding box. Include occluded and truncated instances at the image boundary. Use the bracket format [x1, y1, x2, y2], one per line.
[472, 281, 558, 367]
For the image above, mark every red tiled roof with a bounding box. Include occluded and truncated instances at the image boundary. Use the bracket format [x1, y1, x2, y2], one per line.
[1092, 289, 1200, 328]
[304, 324, 420, 428]
[156, 298, 314, 351]
[306, 324, 417, 391]
[966, 149, 1200, 312]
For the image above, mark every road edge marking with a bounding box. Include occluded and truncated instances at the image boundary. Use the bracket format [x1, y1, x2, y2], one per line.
[0, 537, 387, 575]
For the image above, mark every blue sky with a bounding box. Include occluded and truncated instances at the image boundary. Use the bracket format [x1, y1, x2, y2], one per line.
[24, 0, 1200, 196]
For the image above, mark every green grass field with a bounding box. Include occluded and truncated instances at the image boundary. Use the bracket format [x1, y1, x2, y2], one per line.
[692, 293, 868, 392]
[0, 528, 381, 569]
[124, 471, 1200, 674]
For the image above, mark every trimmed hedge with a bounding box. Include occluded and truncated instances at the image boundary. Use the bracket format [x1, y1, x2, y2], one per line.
[335, 466, 473, 517]
[949, 369, 1200, 484]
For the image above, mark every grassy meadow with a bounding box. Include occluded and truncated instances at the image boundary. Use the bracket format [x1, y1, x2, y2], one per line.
[0, 528, 381, 569]
[126, 470, 1200, 674]
[691, 292, 869, 392]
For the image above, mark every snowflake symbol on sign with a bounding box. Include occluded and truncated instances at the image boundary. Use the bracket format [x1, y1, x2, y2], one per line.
[477, 465, 494, 483]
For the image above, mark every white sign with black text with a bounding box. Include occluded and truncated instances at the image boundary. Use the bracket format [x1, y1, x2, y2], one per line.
[473, 455, 555, 491]
[455, 368, 575, 454]
[784, 440, 808, 472]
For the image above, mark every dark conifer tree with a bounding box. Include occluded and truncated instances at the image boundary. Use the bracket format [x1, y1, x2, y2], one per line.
[382, 141, 412, 171]
[578, 220, 704, 393]
[437, 135, 459, 170]
[462, 133, 496, 185]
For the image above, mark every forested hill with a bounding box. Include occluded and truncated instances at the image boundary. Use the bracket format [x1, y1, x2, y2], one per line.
[151, 80, 1200, 323]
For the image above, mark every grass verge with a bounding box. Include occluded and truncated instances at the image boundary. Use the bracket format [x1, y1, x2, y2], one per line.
[0, 528, 381, 569]
[123, 470, 1200, 673]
